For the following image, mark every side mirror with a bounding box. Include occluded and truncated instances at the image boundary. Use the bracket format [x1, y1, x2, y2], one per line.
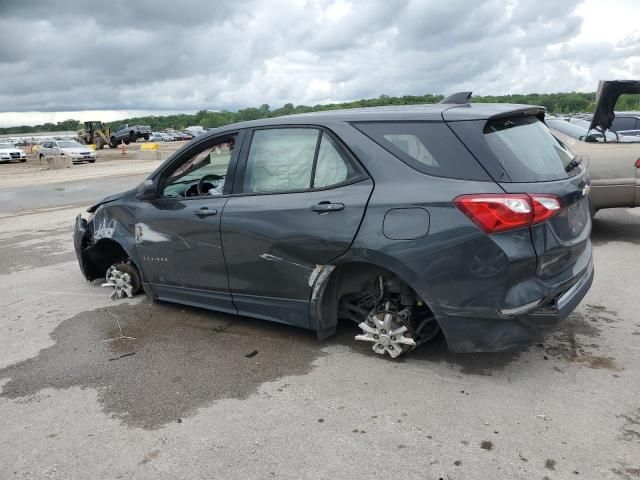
[136, 179, 158, 200]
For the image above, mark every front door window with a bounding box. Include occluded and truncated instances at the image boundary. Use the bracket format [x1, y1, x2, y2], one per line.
[162, 139, 235, 198]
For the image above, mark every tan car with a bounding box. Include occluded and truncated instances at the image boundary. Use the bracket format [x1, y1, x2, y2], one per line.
[546, 118, 640, 214]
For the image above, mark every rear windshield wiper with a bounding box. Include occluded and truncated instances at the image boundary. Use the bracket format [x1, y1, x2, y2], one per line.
[565, 157, 582, 173]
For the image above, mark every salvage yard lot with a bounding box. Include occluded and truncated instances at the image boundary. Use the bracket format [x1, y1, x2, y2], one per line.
[0, 142, 184, 189]
[0, 164, 639, 479]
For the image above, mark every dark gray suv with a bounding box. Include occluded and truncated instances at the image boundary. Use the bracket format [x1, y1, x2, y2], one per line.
[74, 100, 594, 357]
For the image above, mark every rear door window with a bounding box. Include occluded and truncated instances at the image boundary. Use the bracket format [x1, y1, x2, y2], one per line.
[484, 116, 575, 182]
[242, 128, 361, 193]
[353, 122, 489, 180]
[243, 128, 318, 193]
[313, 133, 356, 188]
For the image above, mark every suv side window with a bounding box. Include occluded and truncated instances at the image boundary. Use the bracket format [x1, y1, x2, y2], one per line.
[242, 128, 357, 193]
[354, 121, 489, 180]
[313, 133, 356, 188]
[162, 137, 236, 198]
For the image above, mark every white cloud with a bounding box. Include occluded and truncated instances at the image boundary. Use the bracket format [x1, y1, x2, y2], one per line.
[0, 110, 195, 129]
[0, 0, 638, 127]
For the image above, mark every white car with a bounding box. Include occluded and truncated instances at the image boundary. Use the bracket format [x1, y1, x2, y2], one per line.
[38, 140, 96, 163]
[0, 142, 27, 163]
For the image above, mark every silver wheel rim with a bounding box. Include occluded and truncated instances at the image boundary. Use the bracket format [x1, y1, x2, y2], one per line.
[355, 307, 416, 358]
[102, 265, 134, 300]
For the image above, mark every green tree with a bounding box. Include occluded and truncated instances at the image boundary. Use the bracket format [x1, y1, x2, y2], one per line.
[2, 91, 640, 136]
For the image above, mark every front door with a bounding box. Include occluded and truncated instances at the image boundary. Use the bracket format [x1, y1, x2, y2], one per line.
[221, 127, 373, 328]
[135, 133, 242, 313]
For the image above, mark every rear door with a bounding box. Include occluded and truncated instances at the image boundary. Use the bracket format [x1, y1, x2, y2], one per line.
[449, 114, 591, 282]
[221, 126, 372, 328]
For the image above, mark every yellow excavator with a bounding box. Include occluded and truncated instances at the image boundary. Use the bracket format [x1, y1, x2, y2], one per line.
[76, 121, 114, 149]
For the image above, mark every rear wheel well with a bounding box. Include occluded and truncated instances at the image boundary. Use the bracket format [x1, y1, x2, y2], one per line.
[316, 262, 437, 338]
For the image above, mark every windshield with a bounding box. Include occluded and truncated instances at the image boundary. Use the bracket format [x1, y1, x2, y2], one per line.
[569, 119, 623, 141]
[547, 119, 597, 139]
[484, 116, 576, 182]
[58, 141, 82, 148]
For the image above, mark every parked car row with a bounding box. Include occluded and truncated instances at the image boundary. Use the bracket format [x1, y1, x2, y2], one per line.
[147, 129, 204, 142]
[564, 112, 640, 138]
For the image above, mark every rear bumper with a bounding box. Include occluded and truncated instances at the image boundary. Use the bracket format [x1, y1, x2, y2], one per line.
[437, 258, 594, 353]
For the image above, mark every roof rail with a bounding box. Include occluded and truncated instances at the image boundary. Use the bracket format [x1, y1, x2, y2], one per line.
[439, 91, 472, 105]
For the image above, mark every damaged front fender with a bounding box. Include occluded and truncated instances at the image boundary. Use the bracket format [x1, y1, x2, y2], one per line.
[73, 204, 139, 282]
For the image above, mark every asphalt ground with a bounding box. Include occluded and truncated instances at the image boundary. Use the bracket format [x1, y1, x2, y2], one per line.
[0, 175, 144, 213]
[0, 182, 638, 479]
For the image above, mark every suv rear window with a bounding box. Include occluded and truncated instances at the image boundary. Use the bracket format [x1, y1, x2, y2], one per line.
[354, 122, 489, 180]
[483, 116, 575, 182]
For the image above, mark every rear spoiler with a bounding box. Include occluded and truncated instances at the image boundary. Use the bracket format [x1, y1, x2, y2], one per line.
[488, 107, 546, 122]
[589, 80, 640, 132]
[439, 93, 545, 122]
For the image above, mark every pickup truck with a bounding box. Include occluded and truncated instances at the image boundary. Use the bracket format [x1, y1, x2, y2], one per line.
[109, 124, 152, 146]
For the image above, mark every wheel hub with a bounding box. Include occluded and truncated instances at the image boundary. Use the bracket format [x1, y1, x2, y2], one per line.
[355, 305, 416, 358]
[102, 265, 134, 300]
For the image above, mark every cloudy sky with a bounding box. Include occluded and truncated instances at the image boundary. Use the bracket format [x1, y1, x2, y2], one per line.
[0, 0, 639, 127]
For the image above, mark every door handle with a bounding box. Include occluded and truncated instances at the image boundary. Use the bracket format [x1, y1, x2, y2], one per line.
[193, 207, 218, 217]
[311, 202, 344, 213]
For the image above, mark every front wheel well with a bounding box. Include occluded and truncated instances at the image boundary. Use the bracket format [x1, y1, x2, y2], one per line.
[82, 238, 133, 280]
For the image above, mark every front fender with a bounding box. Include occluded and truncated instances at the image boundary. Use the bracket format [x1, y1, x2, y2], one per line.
[73, 204, 139, 280]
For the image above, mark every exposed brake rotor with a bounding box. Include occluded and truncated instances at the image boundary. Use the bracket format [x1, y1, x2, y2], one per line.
[355, 302, 417, 358]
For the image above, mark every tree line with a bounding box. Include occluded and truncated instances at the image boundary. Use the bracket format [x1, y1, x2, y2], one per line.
[2, 91, 639, 135]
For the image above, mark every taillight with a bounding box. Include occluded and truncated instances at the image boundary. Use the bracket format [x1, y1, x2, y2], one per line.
[635, 158, 640, 168]
[530, 194, 561, 224]
[454, 193, 562, 234]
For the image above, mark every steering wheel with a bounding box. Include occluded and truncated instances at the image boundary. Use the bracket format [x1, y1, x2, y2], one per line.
[197, 174, 223, 196]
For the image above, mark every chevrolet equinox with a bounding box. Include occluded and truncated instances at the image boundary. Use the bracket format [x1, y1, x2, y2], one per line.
[74, 96, 594, 357]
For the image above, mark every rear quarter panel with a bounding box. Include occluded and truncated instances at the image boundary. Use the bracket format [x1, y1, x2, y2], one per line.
[332, 123, 542, 316]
